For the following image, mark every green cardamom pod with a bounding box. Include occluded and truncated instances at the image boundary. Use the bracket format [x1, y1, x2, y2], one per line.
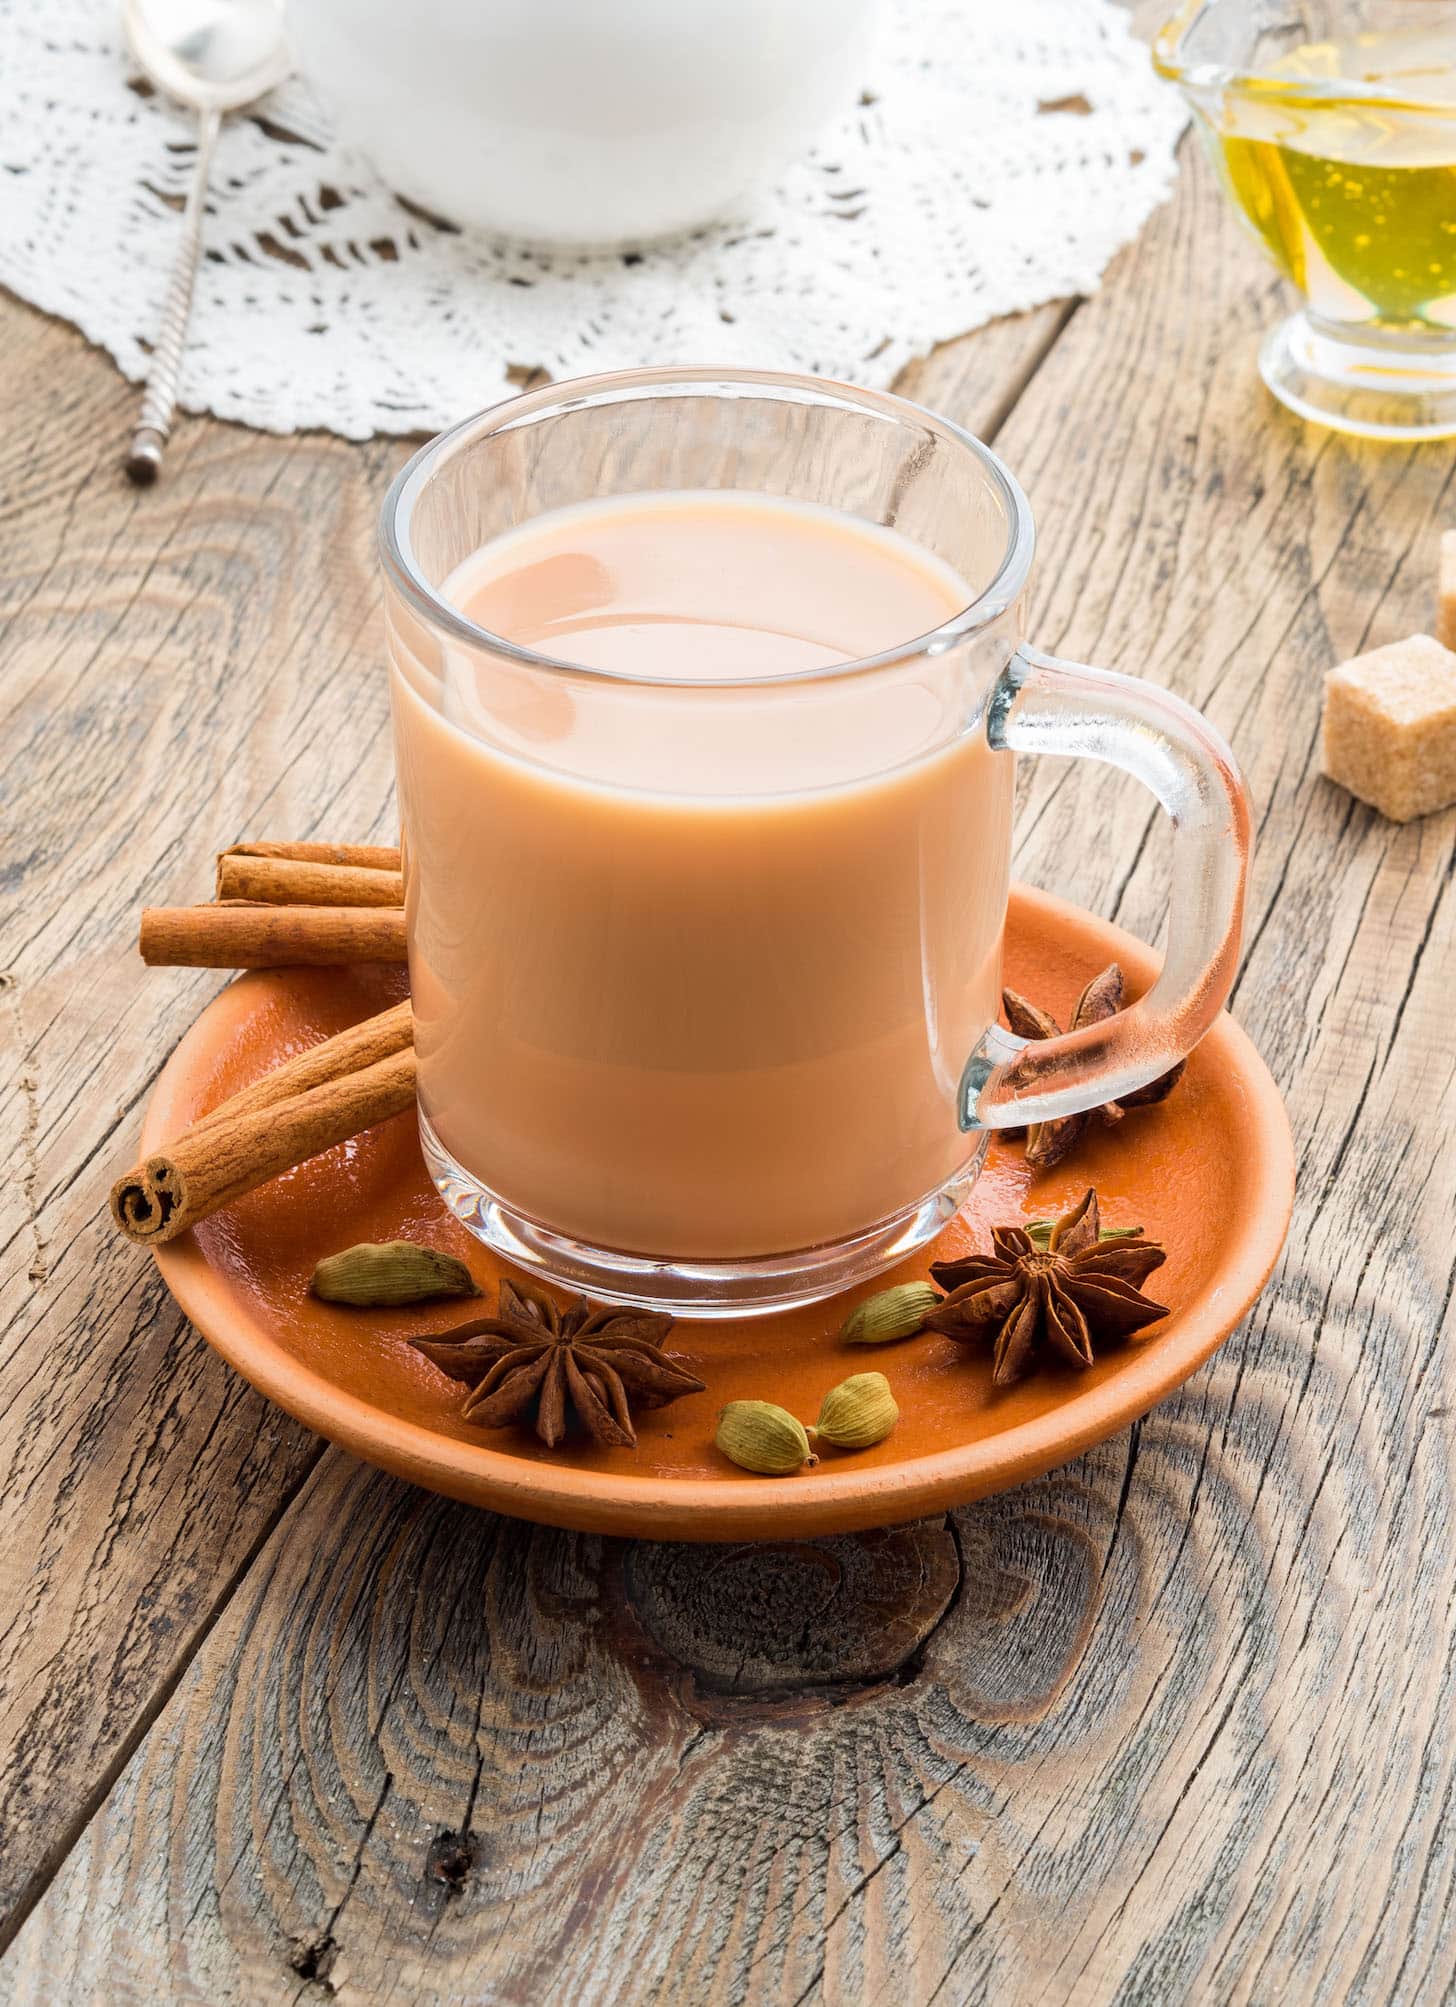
[715, 1400, 816, 1475]
[311, 1240, 480, 1307]
[812, 1371, 899, 1450]
[1024, 1220, 1143, 1251]
[839, 1280, 941, 1345]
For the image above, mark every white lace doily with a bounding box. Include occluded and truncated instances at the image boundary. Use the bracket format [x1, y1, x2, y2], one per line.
[1, 0, 1185, 439]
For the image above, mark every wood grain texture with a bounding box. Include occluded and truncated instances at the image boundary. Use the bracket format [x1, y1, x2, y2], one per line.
[0, 295, 408, 1942]
[6, 126, 1456, 2002]
[0, 1455, 1142, 2006]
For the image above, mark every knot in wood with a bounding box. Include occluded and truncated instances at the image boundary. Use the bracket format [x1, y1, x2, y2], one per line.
[624, 1521, 959, 1696]
[425, 1830, 477, 1895]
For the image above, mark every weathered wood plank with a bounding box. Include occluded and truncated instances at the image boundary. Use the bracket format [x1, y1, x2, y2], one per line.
[0, 295, 410, 1945]
[0, 278, 1067, 1972]
[7, 133, 1456, 2002]
[0, 1451, 1175, 2006]
[897, 298, 1079, 442]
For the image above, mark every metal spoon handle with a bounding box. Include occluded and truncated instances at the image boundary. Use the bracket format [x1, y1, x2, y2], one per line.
[125, 104, 221, 485]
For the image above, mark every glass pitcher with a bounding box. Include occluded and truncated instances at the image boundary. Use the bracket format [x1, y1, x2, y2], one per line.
[1156, 0, 1456, 440]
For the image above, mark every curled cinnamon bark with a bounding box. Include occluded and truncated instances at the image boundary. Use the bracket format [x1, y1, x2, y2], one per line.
[221, 840, 401, 871]
[185, 999, 413, 1133]
[117, 844, 419, 1244]
[111, 1042, 417, 1245]
[215, 853, 404, 907]
[139, 905, 407, 967]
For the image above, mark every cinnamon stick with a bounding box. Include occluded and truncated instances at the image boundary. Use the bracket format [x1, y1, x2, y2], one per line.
[111, 1046, 417, 1244]
[222, 840, 401, 872]
[184, 999, 413, 1135]
[140, 905, 407, 967]
[215, 853, 405, 908]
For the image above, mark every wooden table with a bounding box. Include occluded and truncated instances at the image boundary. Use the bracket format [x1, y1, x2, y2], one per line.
[3, 121, 1455, 2003]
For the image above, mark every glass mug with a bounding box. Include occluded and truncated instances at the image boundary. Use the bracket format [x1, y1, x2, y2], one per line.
[1156, 0, 1456, 441]
[382, 369, 1250, 1316]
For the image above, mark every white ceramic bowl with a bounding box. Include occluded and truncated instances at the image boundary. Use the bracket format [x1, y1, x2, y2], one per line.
[289, 0, 881, 248]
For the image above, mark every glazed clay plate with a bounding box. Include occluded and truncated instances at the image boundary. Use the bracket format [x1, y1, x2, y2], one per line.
[145, 885, 1294, 1540]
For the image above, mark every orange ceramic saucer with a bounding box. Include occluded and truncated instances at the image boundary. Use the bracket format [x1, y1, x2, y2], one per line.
[145, 885, 1294, 1540]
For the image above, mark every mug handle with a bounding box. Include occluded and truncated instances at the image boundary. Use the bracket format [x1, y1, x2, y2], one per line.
[960, 644, 1252, 1132]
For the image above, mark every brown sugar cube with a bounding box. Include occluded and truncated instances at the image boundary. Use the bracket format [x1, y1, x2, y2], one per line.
[1440, 531, 1456, 652]
[1322, 634, 1456, 823]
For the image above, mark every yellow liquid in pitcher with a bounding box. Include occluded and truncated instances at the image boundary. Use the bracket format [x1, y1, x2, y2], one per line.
[1213, 28, 1456, 331]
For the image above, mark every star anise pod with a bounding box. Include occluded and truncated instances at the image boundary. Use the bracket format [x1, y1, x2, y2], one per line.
[926, 1188, 1169, 1387]
[413, 1278, 705, 1448]
[1001, 963, 1186, 1170]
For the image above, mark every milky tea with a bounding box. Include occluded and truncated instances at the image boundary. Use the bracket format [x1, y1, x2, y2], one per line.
[389, 491, 1011, 1261]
